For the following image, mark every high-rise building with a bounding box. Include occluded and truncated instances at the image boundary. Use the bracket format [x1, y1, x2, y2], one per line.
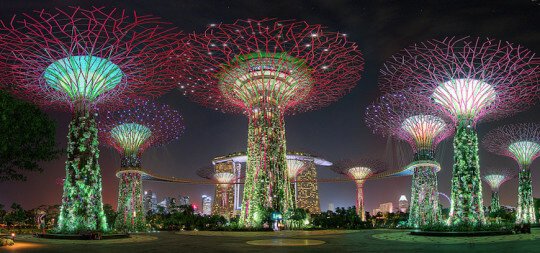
[296, 161, 321, 214]
[178, 195, 190, 206]
[372, 208, 381, 215]
[398, 195, 409, 213]
[143, 190, 157, 213]
[202, 195, 212, 216]
[157, 197, 177, 213]
[328, 203, 335, 212]
[211, 152, 330, 217]
[378, 202, 394, 214]
[157, 199, 167, 212]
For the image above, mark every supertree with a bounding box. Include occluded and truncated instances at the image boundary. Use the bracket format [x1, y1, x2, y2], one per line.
[483, 123, 540, 223]
[365, 92, 454, 227]
[181, 19, 363, 226]
[197, 166, 238, 218]
[379, 37, 540, 225]
[331, 158, 385, 221]
[481, 167, 514, 214]
[0, 7, 184, 233]
[99, 100, 184, 232]
[286, 158, 308, 207]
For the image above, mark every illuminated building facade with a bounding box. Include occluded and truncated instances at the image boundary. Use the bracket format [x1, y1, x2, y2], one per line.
[202, 195, 212, 216]
[143, 190, 158, 213]
[295, 162, 321, 214]
[212, 152, 331, 217]
[379, 202, 394, 214]
[178, 196, 190, 206]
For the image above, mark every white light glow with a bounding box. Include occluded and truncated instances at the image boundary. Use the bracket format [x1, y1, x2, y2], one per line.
[432, 78, 496, 120]
[287, 159, 306, 179]
[214, 172, 235, 185]
[508, 141, 540, 165]
[483, 174, 507, 190]
[401, 114, 447, 149]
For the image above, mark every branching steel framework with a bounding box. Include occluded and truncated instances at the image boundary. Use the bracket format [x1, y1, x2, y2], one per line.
[331, 158, 386, 221]
[365, 93, 453, 227]
[182, 19, 363, 227]
[99, 100, 184, 232]
[286, 158, 308, 208]
[481, 167, 514, 214]
[483, 123, 540, 224]
[379, 37, 540, 225]
[0, 7, 184, 233]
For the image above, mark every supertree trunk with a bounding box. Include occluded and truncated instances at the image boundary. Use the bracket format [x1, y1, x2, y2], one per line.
[114, 153, 145, 232]
[355, 184, 366, 221]
[449, 119, 485, 225]
[290, 179, 298, 209]
[490, 191, 500, 213]
[121, 153, 142, 168]
[408, 166, 440, 227]
[115, 171, 145, 232]
[57, 108, 108, 233]
[517, 167, 536, 224]
[240, 108, 293, 227]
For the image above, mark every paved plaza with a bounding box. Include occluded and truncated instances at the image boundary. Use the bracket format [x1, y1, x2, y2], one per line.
[4, 229, 540, 253]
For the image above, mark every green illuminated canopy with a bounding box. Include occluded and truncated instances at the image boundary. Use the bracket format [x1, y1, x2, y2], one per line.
[401, 114, 447, 150]
[432, 78, 496, 121]
[44, 55, 124, 101]
[110, 123, 152, 155]
[218, 52, 313, 109]
[508, 141, 540, 166]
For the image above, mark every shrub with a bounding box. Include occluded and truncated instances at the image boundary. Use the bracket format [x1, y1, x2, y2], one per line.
[0, 238, 14, 247]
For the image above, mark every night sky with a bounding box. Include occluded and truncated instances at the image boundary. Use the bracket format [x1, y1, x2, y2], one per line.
[0, 0, 539, 213]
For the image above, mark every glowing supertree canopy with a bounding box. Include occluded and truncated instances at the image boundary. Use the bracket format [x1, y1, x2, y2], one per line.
[483, 174, 509, 191]
[380, 37, 539, 125]
[99, 100, 184, 167]
[365, 93, 453, 227]
[0, 7, 185, 234]
[182, 18, 363, 227]
[331, 158, 385, 221]
[287, 159, 308, 179]
[379, 37, 540, 226]
[432, 79, 497, 122]
[0, 6, 184, 110]
[110, 124, 152, 155]
[43, 55, 124, 101]
[483, 123, 540, 168]
[99, 100, 183, 232]
[365, 92, 453, 155]
[182, 19, 363, 114]
[214, 172, 236, 185]
[198, 167, 237, 186]
[481, 167, 514, 214]
[509, 142, 540, 166]
[483, 123, 540, 223]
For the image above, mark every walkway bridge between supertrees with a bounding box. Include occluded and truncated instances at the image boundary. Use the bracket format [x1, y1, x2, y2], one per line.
[116, 168, 214, 184]
[132, 152, 416, 185]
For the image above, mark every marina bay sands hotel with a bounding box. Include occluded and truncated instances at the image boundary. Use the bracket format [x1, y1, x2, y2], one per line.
[209, 152, 332, 218]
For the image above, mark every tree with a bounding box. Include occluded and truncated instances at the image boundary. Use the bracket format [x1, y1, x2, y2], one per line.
[4, 203, 27, 227]
[103, 204, 117, 228]
[0, 90, 59, 181]
[0, 204, 6, 225]
[284, 208, 308, 229]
